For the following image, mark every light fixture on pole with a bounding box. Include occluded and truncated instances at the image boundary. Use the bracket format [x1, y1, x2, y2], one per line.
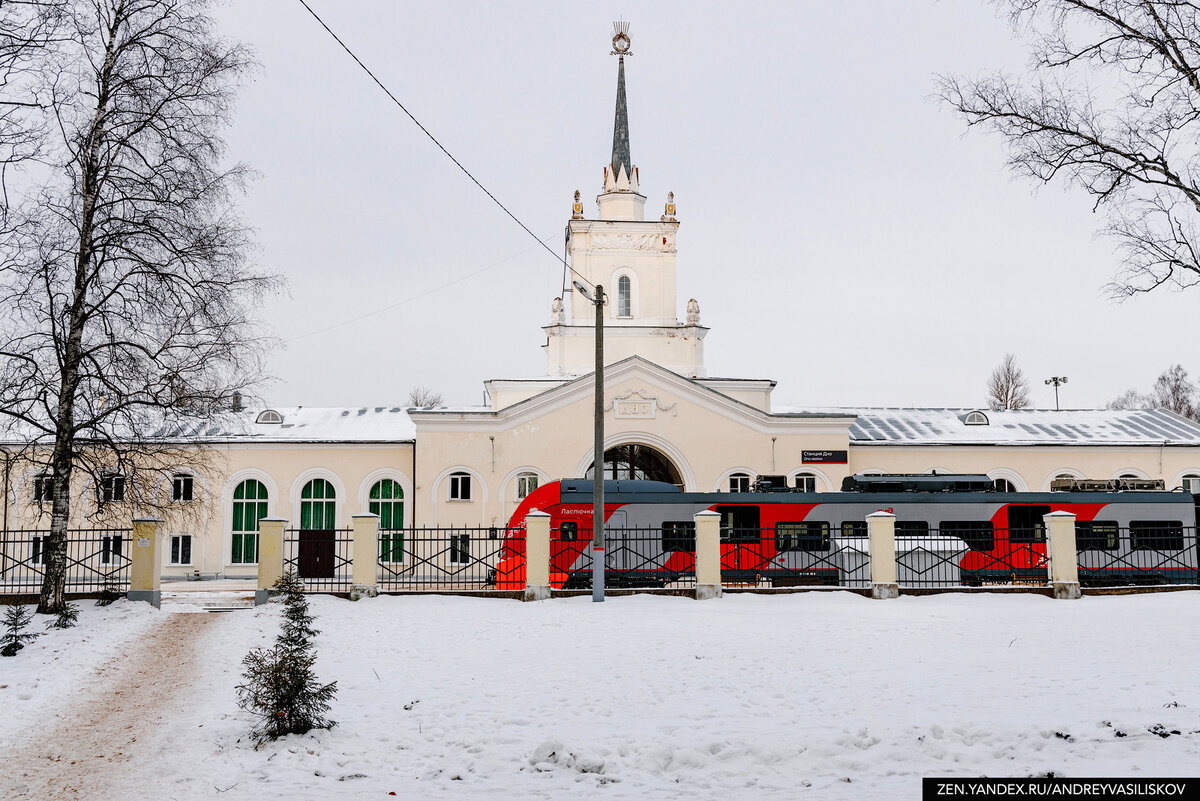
[1045, 376, 1068, 410]
[573, 279, 606, 603]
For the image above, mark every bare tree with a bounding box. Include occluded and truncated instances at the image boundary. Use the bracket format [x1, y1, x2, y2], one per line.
[1106, 364, 1198, 420]
[1150, 364, 1198, 419]
[986, 353, 1032, 410]
[1106, 387, 1148, 410]
[0, 0, 279, 613]
[937, 2, 1200, 296]
[407, 386, 444, 409]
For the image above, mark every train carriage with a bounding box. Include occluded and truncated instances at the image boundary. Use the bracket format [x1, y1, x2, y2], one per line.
[496, 474, 1199, 589]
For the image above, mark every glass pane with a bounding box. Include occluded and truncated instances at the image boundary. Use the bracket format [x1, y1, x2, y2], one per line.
[232, 533, 243, 563]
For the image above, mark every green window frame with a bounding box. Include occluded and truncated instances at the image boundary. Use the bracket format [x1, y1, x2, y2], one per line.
[300, 478, 337, 530]
[370, 479, 405, 562]
[231, 479, 268, 564]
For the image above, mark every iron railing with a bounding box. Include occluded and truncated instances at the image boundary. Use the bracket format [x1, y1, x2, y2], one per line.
[1075, 524, 1198, 587]
[283, 528, 354, 592]
[377, 526, 521, 591]
[0, 529, 132, 595]
[895, 527, 1047, 588]
[719, 527, 870, 588]
[547, 526, 698, 589]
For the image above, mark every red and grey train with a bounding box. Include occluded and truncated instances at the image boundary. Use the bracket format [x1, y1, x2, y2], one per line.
[495, 474, 1200, 589]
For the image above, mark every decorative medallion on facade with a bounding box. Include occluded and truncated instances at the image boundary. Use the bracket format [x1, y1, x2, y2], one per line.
[606, 388, 679, 418]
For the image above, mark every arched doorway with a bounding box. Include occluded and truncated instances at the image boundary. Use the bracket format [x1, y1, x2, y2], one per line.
[584, 443, 683, 487]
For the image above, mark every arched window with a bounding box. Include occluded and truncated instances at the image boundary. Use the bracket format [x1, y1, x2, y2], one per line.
[993, 478, 1017, 492]
[617, 276, 631, 317]
[729, 473, 751, 493]
[794, 473, 817, 492]
[231, 479, 268, 564]
[586, 444, 682, 486]
[300, 478, 337, 529]
[256, 409, 283, 424]
[449, 472, 472, 501]
[370, 479, 404, 562]
[516, 472, 539, 500]
[964, 411, 989, 425]
[1182, 474, 1200, 493]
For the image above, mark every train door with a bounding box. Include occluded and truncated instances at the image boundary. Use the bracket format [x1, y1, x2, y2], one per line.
[716, 504, 761, 580]
[1005, 504, 1050, 582]
[604, 510, 628, 572]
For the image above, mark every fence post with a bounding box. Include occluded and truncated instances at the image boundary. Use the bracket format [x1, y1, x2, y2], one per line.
[1044, 511, 1080, 600]
[255, 517, 287, 605]
[867, 511, 898, 599]
[127, 517, 162, 608]
[523, 511, 551, 601]
[350, 513, 379, 600]
[694, 510, 723, 600]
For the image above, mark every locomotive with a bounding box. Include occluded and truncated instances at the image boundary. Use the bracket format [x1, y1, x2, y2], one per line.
[495, 474, 1199, 589]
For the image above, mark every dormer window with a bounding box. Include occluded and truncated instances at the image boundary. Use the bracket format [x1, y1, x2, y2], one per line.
[964, 411, 989, 426]
[256, 409, 283, 424]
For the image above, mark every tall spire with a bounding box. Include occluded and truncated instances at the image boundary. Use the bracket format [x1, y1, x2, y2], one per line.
[611, 56, 631, 180]
[610, 21, 632, 182]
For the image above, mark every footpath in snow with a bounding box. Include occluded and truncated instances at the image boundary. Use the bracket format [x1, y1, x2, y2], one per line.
[1, 591, 1198, 800]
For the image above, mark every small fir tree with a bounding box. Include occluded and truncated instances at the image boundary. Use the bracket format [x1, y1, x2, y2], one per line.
[237, 572, 337, 742]
[45, 601, 79, 630]
[2, 605, 40, 656]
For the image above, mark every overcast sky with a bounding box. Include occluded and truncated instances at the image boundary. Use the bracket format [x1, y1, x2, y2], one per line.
[210, 1, 1199, 412]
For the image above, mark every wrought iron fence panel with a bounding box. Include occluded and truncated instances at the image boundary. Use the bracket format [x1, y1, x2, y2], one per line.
[283, 528, 354, 592]
[721, 528, 869, 588]
[0, 529, 132, 595]
[898, 528, 1048, 588]
[377, 526, 521, 591]
[1076, 525, 1199, 587]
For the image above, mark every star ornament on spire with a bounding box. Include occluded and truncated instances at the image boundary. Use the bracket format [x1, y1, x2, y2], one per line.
[611, 20, 632, 56]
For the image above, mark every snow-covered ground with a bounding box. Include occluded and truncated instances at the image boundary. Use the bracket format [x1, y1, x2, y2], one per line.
[2, 591, 1199, 800]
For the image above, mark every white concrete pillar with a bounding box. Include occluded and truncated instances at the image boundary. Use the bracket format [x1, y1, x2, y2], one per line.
[694, 510, 723, 600]
[350, 513, 379, 600]
[128, 517, 162, 608]
[867, 511, 898, 599]
[1044, 511, 1080, 600]
[255, 517, 287, 605]
[524, 511, 551, 601]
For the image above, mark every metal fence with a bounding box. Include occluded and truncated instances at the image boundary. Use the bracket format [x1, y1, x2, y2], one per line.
[895, 527, 1047, 589]
[283, 528, 354, 592]
[548, 526, 699, 589]
[1075, 524, 1199, 587]
[377, 526, 521, 592]
[0, 529, 133, 595]
[720, 526, 871, 589]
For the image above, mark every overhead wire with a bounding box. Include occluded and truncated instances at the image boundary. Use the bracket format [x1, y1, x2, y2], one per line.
[295, 0, 592, 291]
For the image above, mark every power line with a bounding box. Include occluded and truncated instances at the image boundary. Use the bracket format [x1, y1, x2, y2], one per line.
[295, 0, 591, 288]
[286, 243, 540, 343]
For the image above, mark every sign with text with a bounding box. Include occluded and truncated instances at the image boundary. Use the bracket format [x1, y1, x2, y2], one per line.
[802, 450, 847, 464]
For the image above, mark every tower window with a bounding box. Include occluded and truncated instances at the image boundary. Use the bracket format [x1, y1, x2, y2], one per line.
[617, 276, 631, 317]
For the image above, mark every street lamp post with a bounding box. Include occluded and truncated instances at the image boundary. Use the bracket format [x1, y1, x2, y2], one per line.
[1045, 376, 1068, 410]
[575, 280, 606, 603]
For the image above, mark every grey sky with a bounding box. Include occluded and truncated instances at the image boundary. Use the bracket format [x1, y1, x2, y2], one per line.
[211, 1, 1197, 411]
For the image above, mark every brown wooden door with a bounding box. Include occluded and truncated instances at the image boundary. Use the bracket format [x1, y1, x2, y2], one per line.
[298, 529, 335, 578]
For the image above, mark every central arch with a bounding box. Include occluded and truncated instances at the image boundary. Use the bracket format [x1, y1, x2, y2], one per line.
[584, 443, 683, 487]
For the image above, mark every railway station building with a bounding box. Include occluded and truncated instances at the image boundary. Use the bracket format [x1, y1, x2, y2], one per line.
[4, 34, 1200, 580]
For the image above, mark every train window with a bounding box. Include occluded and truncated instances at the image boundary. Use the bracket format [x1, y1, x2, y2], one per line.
[1129, 521, 1184, 551]
[559, 521, 578, 542]
[1075, 521, 1118, 551]
[716, 505, 760, 543]
[841, 521, 867, 537]
[776, 522, 830, 552]
[661, 521, 696, 552]
[894, 521, 929, 537]
[940, 521, 994, 551]
[1007, 505, 1050, 542]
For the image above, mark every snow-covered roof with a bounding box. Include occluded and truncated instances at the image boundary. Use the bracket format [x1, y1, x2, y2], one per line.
[148, 406, 416, 444]
[772, 407, 1200, 446]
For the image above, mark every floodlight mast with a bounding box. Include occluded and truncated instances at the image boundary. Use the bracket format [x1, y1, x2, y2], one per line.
[1045, 376, 1068, 410]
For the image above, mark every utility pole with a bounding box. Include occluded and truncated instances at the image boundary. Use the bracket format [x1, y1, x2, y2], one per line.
[575, 280, 606, 602]
[1045, 376, 1068, 411]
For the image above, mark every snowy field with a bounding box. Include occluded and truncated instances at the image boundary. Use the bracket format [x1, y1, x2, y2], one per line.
[2, 591, 1199, 800]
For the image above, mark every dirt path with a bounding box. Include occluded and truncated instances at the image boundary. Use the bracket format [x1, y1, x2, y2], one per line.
[3, 611, 223, 801]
